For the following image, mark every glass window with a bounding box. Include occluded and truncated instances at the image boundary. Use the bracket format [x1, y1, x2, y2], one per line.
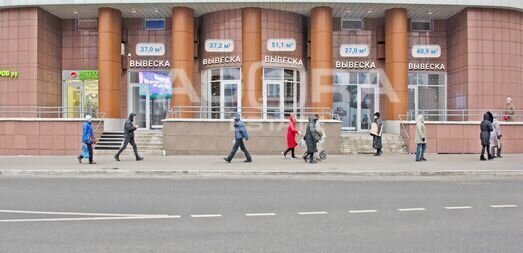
[204, 68, 241, 119]
[349, 72, 358, 85]
[284, 69, 294, 82]
[222, 68, 240, 80]
[409, 73, 417, 85]
[408, 72, 447, 121]
[211, 69, 220, 81]
[358, 72, 369, 84]
[263, 68, 303, 119]
[428, 74, 443, 86]
[341, 19, 363, 30]
[144, 19, 166, 30]
[264, 68, 282, 80]
[417, 74, 428, 85]
[368, 72, 378, 85]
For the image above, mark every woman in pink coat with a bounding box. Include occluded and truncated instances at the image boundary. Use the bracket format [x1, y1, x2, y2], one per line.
[282, 114, 300, 159]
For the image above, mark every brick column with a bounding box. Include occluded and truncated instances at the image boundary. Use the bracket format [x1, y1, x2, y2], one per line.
[172, 7, 195, 118]
[384, 8, 408, 120]
[310, 7, 333, 117]
[241, 7, 262, 119]
[98, 7, 122, 129]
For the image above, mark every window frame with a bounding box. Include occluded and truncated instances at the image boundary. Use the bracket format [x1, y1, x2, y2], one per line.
[341, 18, 364, 31]
[144, 18, 166, 30]
[410, 19, 433, 32]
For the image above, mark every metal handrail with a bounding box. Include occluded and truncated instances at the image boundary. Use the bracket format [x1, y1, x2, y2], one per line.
[0, 106, 106, 133]
[169, 106, 335, 120]
[404, 109, 523, 122]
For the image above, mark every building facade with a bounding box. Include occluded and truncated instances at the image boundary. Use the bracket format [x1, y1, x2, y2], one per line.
[0, 1, 522, 133]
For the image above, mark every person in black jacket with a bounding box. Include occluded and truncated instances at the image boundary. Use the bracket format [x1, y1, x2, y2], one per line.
[114, 113, 143, 161]
[480, 112, 494, 161]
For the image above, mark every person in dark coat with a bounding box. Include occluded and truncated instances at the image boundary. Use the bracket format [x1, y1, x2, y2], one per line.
[77, 115, 96, 164]
[371, 112, 383, 156]
[480, 112, 494, 161]
[303, 116, 319, 164]
[224, 113, 252, 163]
[282, 114, 300, 159]
[114, 113, 143, 161]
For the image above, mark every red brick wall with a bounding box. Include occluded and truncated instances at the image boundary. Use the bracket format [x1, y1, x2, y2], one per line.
[0, 8, 39, 106]
[408, 20, 448, 66]
[403, 122, 523, 154]
[447, 11, 469, 111]
[0, 120, 103, 156]
[447, 8, 523, 112]
[0, 8, 62, 108]
[199, 10, 242, 69]
[37, 9, 62, 107]
[61, 19, 98, 70]
[465, 8, 523, 111]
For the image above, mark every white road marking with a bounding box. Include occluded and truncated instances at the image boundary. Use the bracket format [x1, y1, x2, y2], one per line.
[190, 214, 222, 218]
[397, 208, 426, 212]
[348, 209, 378, 214]
[0, 209, 165, 217]
[245, 213, 276, 217]
[445, 206, 472, 210]
[490, 205, 518, 208]
[0, 215, 181, 223]
[298, 211, 328, 215]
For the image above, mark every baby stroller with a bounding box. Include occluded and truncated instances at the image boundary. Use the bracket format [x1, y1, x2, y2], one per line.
[300, 136, 327, 161]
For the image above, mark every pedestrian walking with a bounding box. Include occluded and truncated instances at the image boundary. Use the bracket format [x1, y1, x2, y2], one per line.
[303, 116, 320, 163]
[314, 114, 327, 161]
[490, 113, 502, 158]
[370, 112, 383, 156]
[77, 115, 96, 164]
[415, 115, 427, 162]
[114, 113, 143, 161]
[282, 114, 300, 159]
[504, 97, 516, 122]
[480, 112, 494, 161]
[224, 113, 252, 163]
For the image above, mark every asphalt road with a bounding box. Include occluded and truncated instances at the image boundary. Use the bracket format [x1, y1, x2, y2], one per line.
[0, 177, 522, 253]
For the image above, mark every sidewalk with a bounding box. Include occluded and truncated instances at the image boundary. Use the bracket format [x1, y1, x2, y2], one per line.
[1, 154, 523, 178]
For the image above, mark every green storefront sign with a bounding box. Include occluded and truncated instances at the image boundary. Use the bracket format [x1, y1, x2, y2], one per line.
[0, 70, 19, 78]
[79, 70, 98, 80]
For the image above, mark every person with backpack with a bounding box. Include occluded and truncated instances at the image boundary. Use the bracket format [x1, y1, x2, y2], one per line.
[77, 115, 96, 164]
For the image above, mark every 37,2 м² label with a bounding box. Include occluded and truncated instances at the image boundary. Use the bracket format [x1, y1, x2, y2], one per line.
[205, 39, 234, 52]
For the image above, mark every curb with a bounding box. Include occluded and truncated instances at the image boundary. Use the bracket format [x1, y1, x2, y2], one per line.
[1, 169, 523, 177]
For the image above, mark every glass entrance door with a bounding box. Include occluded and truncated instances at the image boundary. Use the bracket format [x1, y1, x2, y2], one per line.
[223, 82, 239, 119]
[130, 83, 171, 129]
[333, 85, 357, 130]
[130, 84, 148, 129]
[63, 79, 99, 118]
[208, 81, 240, 119]
[359, 86, 378, 131]
[334, 71, 379, 131]
[129, 71, 172, 129]
[263, 80, 284, 119]
[65, 82, 82, 118]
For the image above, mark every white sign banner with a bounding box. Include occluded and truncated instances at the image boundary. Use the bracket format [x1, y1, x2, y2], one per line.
[205, 39, 234, 52]
[267, 38, 296, 52]
[135, 43, 165, 56]
[412, 45, 441, 58]
[340, 44, 370, 58]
